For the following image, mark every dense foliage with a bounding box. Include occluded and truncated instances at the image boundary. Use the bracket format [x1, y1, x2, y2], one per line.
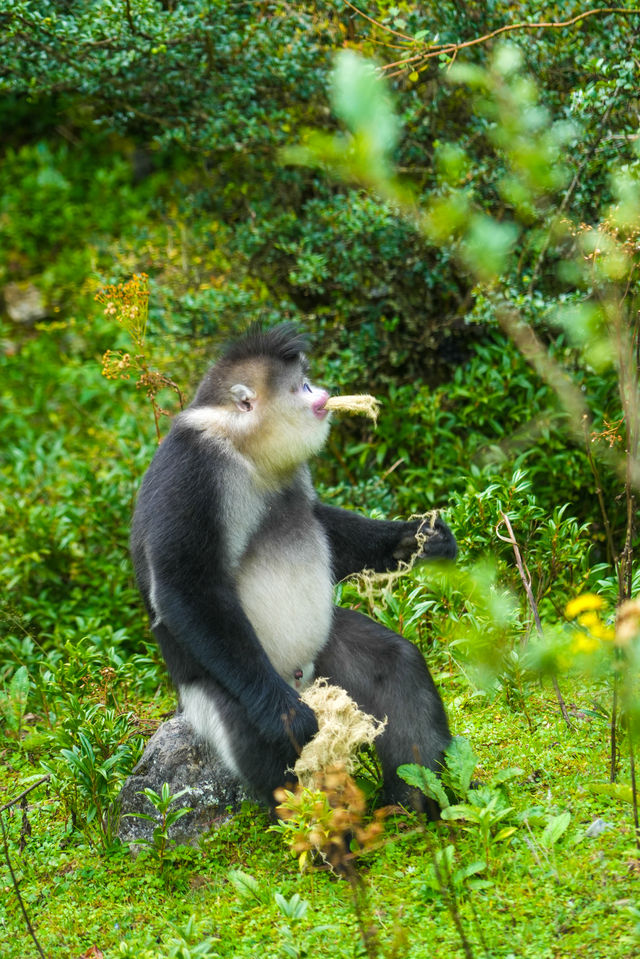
[1, 2, 639, 956]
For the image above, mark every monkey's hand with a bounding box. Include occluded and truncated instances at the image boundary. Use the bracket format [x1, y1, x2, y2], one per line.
[254, 681, 319, 757]
[393, 515, 457, 565]
[282, 694, 320, 757]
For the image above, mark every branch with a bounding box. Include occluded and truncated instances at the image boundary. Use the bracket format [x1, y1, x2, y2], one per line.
[343, 0, 414, 43]
[0, 775, 51, 814]
[1, 804, 48, 959]
[496, 307, 590, 432]
[528, 90, 620, 294]
[123, 0, 154, 41]
[496, 511, 573, 729]
[351, 7, 640, 76]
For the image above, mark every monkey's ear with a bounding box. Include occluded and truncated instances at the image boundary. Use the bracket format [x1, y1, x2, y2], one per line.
[230, 383, 257, 412]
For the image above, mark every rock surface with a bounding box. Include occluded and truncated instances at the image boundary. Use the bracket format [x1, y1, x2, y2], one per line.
[117, 715, 250, 848]
[3, 282, 48, 325]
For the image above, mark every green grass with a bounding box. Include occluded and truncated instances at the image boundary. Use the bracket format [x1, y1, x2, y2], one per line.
[2, 678, 638, 959]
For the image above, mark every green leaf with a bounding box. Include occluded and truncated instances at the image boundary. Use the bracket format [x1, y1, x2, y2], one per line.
[461, 214, 520, 281]
[397, 764, 449, 809]
[443, 736, 477, 795]
[9, 665, 30, 701]
[440, 803, 479, 822]
[227, 869, 265, 904]
[275, 892, 309, 920]
[454, 860, 486, 881]
[490, 767, 524, 787]
[541, 811, 571, 848]
[494, 826, 518, 843]
[165, 806, 193, 828]
[588, 782, 634, 804]
[330, 51, 398, 161]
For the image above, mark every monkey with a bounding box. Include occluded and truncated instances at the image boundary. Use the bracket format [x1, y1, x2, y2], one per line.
[130, 323, 456, 808]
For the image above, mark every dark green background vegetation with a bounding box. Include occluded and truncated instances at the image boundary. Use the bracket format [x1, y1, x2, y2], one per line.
[1, 2, 639, 956]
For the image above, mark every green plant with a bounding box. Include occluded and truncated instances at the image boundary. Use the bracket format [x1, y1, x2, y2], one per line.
[117, 914, 220, 958]
[419, 844, 490, 899]
[0, 665, 30, 742]
[227, 868, 269, 905]
[97, 273, 185, 441]
[399, 737, 522, 870]
[274, 891, 310, 921]
[40, 705, 145, 851]
[127, 782, 194, 866]
[271, 768, 389, 958]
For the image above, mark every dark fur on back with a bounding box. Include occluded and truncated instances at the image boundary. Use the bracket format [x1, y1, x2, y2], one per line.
[222, 323, 309, 366]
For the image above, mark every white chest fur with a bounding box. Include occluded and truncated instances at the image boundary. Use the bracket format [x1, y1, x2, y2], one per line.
[236, 520, 333, 690]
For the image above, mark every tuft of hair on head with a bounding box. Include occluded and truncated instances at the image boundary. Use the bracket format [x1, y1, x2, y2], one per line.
[222, 322, 310, 366]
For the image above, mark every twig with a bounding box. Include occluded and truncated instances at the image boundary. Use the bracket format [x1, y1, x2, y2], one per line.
[0, 810, 48, 959]
[343, 0, 414, 42]
[627, 719, 640, 850]
[496, 514, 539, 635]
[0, 776, 51, 814]
[582, 416, 618, 571]
[528, 91, 619, 294]
[496, 512, 573, 729]
[496, 306, 590, 436]
[368, 8, 640, 76]
[610, 675, 619, 783]
[348, 872, 380, 959]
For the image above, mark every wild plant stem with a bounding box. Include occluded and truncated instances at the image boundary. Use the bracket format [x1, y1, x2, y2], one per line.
[497, 511, 573, 729]
[582, 415, 618, 571]
[0, 810, 48, 959]
[610, 675, 619, 784]
[431, 843, 475, 959]
[0, 775, 50, 813]
[348, 872, 380, 959]
[627, 720, 640, 851]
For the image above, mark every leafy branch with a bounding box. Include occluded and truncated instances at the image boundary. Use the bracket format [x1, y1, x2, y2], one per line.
[96, 273, 184, 442]
[344, 3, 640, 77]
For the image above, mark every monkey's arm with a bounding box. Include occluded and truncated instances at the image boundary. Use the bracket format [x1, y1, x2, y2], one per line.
[131, 435, 318, 752]
[314, 503, 457, 582]
[146, 567, 318, 749]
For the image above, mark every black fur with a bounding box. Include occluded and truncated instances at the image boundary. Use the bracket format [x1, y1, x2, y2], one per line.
[131, 324, 455, 807]
[222, 322, 309, 366]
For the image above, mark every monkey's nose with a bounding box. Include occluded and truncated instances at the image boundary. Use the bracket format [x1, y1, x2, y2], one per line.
[312, 391, 330, 419]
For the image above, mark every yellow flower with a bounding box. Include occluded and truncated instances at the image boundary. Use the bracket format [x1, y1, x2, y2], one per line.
[571, 634, 599, 655]
[577, 611, 600, 629]
[565, 594, 605, 620]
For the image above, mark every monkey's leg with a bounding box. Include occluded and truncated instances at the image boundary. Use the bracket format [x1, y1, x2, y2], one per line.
[315, 606, 451, 808]
[179, 677, 299, 807]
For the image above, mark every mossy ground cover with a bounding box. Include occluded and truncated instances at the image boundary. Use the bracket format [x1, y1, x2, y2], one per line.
[2, 675, 638, 959]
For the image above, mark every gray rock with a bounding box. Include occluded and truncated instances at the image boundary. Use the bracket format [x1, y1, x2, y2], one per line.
[3, 282, 48, 325]
[116, 715, 251, 848]
[584, 817, 612, 838]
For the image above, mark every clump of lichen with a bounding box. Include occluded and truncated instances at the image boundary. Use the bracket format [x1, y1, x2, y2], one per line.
[325, 394, 380, 423]
[293, 679, 386, 786]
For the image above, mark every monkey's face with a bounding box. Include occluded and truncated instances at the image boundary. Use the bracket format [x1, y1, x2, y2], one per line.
[185, 354, 331, 483]
[235, 359, 330, 480]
